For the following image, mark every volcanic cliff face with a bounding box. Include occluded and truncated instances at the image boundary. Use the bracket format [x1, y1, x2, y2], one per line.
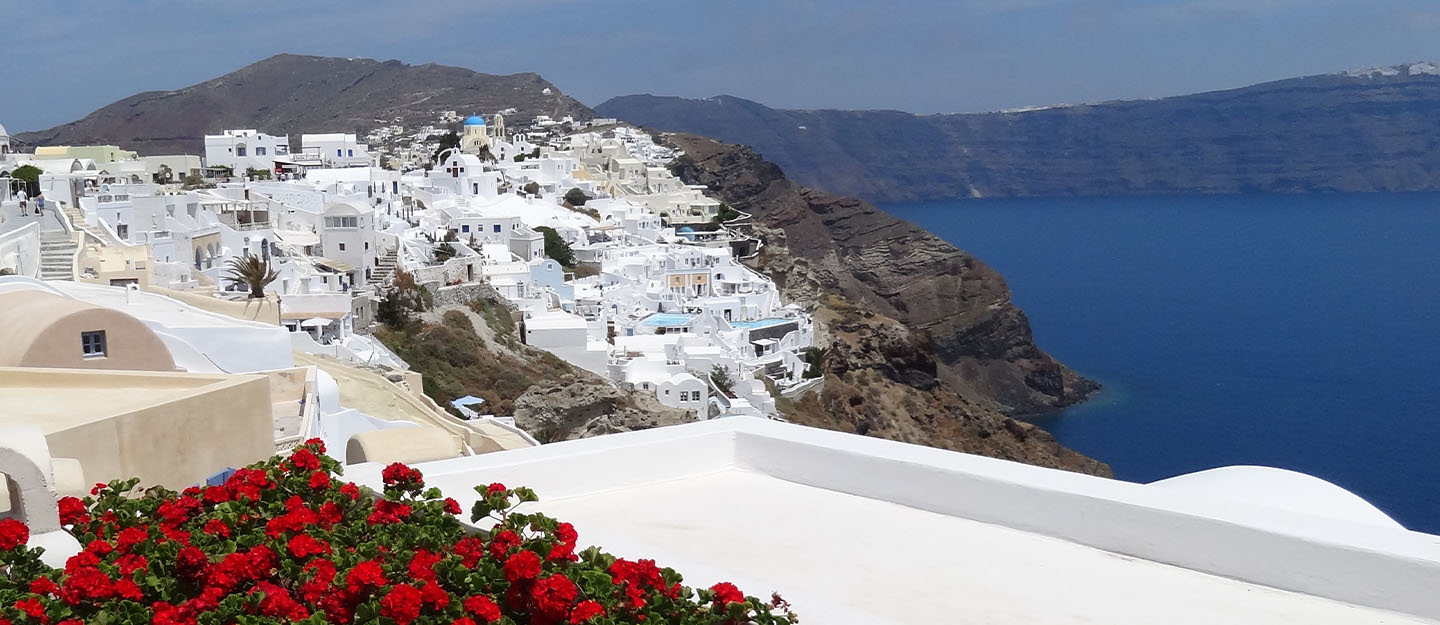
[17, 54, 593, 156]
[600, 63, 1440, 203]
[666, 133, 1108, 476]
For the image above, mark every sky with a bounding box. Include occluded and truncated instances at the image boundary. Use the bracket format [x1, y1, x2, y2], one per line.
[3, 0, 1438, 132]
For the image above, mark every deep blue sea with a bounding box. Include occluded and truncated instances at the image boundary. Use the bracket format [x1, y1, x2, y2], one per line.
[882, 193, 1440, 533]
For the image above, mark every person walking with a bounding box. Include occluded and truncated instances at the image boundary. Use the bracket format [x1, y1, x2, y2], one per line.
[33, 193, 44, 216]
[16, 188, 26, 216]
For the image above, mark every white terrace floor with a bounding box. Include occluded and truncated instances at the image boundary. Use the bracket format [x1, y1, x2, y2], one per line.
[537, 468, 1427, 625]
[352, 418, 1440, 625]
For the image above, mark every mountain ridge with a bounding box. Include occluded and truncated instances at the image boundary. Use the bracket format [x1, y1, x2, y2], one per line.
[597, 62, 1440, 203]
[16, 53, 593, 156]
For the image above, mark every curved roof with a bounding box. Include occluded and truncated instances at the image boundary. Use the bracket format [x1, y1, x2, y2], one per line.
[1150, 466, 1403, 529]
[463, 115, 486, 126]
[0, 122, 8, 138]
[0, 291, 176, 371]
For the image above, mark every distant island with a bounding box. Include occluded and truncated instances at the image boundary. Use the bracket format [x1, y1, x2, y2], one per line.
[597, 62, 1440, 203]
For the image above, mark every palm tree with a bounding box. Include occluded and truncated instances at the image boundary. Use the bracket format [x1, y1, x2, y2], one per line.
[224, 254, 278, 299]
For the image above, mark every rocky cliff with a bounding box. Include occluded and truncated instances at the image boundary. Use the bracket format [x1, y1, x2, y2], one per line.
[600, 62, 1440, 203]
[666, 133, 1109, 475]
[17, 54, 593, 156]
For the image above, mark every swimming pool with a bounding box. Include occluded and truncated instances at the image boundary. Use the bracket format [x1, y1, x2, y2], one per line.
[729, 318, 794, 330]
[641, 313, 696, 327]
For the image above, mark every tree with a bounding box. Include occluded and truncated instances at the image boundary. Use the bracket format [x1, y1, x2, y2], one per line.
[244, 167, 272, 180]
[563, 187, 589, 206]
[154, 164, 174, 185]
[802, 346, 831, 379]
[533, 226, 576, 267]
[716, 203, 741, 223]
[434, 242, 457, 262]
[10, 164, 41, 194]
[523, 181, 541, 196]
[709, 365, 735, 395]
[223, 254, 278, 299]
[377, 269, 431, 329]
[181, 173, 208, 189]
[430, 131, 461, 164]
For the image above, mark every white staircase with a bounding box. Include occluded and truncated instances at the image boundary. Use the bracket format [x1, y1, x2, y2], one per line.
[370, 248, 398, 287]
[39, 232, 76, 281]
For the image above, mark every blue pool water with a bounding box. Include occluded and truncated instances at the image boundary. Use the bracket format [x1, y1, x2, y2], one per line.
[883, 193, 1440, 532]
[730, 318, 793, 329]
[641, 313, 696, 327]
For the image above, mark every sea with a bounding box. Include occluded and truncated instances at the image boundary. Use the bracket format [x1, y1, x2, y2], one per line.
[881, 193, 1440, 533]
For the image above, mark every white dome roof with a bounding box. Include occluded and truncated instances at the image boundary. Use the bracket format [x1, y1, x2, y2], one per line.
[1150, 466, 1403, 529]
[0, 122, 8, 138]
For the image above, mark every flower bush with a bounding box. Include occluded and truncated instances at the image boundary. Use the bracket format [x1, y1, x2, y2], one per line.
[0, 440, 798, 625]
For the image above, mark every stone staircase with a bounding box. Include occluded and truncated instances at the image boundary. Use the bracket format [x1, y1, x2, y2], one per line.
[60, 202, 121, 246]
[39, 231, 76, 281]
[370, 248, 398, 287]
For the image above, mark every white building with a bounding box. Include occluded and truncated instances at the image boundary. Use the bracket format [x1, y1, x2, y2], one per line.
[204, 130, 290, 173]
[301, 133, 375, 168]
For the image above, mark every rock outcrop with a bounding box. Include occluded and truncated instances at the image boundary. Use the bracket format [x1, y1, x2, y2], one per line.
[666, 133, 1109, 476]
[386, 291, 683, 443]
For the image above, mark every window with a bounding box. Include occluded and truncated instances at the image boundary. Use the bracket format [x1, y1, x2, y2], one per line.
[338, 243, 346, 251]
[81, 331, 106, 358]
[364, 242, 369, 250]
[325, 216, 359, 228]
[337, 149, 343, 157]
[493, 224, 501, 233]
[461, 225, 470, 233]
[256, 147, 267, 156]
[347, 149, 354, 157]
[236, 146, 246, 157]
[276, 145, 289, 155]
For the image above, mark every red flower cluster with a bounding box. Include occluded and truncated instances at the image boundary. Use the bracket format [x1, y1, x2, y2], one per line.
[0, 441, 798, 625]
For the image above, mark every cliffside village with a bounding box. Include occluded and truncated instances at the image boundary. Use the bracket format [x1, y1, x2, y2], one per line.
[0, 112, 817, 480]
[5, 109, 1439, 625]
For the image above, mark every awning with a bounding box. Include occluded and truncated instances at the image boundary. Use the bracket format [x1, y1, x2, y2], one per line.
[300, 318, 333, 328]
[311, 256, 355, 273]
[451, 395, 486, 408]
[273, 229, 320, 247]
[281, 311, 347, 320]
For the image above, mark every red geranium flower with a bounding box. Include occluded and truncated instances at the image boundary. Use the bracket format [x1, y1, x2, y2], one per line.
[532, 574, 579, 619]
[503, 550, 542, 582]
[203, 519, 231, 538]
[14, 597, 47, 622]
[710, 581, 745, 605]
[464, 595, 502, 623]
[489, 530, 521, 559]
[570, 600, 606, 623]
[443, 497, 462, 514]
[486, 483, 506, 496]
[379, 584, 423, 625]
[382, 462, 423, 487]
[286, 534, 331, 559]
[0, 518, 30, 551]
[29, 578, 59, 596]
[57, 497, 87, 526]
[367, 499, 412, 525]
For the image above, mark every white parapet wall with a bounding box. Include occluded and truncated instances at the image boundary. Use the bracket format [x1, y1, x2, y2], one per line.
[349, 417, 1440, 623]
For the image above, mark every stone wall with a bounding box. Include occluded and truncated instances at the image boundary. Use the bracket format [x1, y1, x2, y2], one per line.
[424, 281, 513, 311]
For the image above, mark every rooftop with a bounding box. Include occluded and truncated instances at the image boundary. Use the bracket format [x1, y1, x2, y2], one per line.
[350, 418, 1440, 625]
[0, 367, 262, 432]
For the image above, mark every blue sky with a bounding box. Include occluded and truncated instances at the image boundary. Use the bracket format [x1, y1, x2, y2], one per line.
[3, 0, 1438, 132]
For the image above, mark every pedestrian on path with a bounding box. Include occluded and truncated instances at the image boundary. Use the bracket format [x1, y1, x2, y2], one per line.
[34, 193, 44, 216]
[17, 188, 26, 216]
